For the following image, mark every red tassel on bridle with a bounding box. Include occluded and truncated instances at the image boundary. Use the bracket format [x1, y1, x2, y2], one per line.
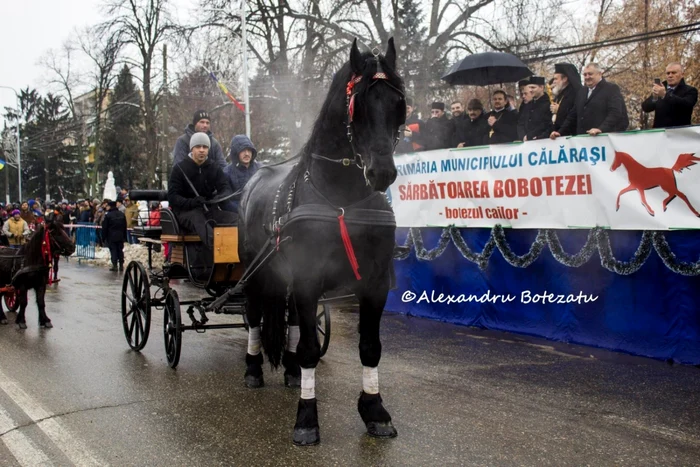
[337, 209, 361, 280]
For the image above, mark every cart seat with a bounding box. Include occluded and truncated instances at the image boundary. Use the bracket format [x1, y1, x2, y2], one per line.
[160, 209, 201, 242]
[131, 225, 162, 239]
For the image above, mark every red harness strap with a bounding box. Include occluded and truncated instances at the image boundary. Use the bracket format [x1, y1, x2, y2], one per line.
[42, 229, 53, 285]
[337, 210, 361, 280]
[346, 73, 389, 123]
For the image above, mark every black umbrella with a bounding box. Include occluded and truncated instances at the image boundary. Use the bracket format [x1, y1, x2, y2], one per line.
[442, 52, 533, 86]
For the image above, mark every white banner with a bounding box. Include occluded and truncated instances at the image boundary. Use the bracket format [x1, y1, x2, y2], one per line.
[388, 127, 700, 230]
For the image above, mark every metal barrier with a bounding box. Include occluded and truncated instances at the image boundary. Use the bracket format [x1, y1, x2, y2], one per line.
[75, 223, 97, 261]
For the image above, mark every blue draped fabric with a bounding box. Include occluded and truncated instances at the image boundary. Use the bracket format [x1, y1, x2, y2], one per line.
[387, 228, 700, 365]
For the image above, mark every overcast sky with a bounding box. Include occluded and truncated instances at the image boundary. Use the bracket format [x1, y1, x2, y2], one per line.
[0, 0, 196, 121]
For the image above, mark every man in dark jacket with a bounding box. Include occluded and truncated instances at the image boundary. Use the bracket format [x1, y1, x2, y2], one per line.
[423, 102, 453, 150]
[641, 62, 698, 129]
[172, 110, 227, 169]
[102, 201, 127, 271]
[395, 98, 425, 154]
[518, 76, 553, 141]
[168, 132, 236, 249]
[485, 90, 519, 145]
[224, 134, 260, 213]
[551, 63, 582, 132]
[453, 99, 489, 147]
[552, 63, 629, 138]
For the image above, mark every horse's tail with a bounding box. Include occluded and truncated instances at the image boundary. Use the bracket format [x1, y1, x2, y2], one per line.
[261, 291, 287, 368]
[672, 153, 700, 173]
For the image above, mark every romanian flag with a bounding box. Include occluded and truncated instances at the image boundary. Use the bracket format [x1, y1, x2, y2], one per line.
[204, 66, 246, 113]
[0, 159, 5, 170]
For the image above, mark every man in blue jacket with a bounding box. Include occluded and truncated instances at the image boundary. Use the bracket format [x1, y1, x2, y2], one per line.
[224, 135, 260, 213]
[171, 110, 227, 169]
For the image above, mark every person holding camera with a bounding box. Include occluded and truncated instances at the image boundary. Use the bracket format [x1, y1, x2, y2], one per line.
[641, 62, 698, 129]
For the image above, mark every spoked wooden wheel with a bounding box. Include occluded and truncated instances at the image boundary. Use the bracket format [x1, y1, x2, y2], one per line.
[121, 261, 151, 351]
[163, 290, 182, 369]
[316, 301, 331, 357]
[3, 290, 19, 313]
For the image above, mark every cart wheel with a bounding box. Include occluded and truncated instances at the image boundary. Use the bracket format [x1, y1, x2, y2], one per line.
[164, 289, 182, 369]
[3, 290, 19, 313]
[316, 302, 331, 357]
[121, 261, 151, 351]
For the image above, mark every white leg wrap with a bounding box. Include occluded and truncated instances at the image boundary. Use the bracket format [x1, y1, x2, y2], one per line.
[286, 325, 300, 352]
[247, 326, 261, 355]
[301, 368, 315, 399]
[363, 366, 379, 394]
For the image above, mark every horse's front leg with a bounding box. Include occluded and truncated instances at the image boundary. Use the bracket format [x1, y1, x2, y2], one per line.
[356, 284, 397, 438]
[616, 185, 635, 211]
[15, 289, 29, 329]
[292, 288, 322, 446]
[244, 278, 265, 388]
[637, 189, 655, 216]
[36, 284, 52, 328]
[0, 294, 7, 325]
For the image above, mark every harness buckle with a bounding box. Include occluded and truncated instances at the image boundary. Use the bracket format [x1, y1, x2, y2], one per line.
[342, 158, 350, 166]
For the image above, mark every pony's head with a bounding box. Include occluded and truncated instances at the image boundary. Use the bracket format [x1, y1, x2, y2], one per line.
[345, 38, 405, 191]
[44, 213, 75, 256]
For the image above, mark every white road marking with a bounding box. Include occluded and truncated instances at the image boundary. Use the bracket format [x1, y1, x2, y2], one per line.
[0, 369, 105, 466]
[0, 406, 54, 466]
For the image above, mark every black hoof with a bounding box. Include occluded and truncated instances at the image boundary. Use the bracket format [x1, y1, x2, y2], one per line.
[293, 427, 320, 446]
[16, 322, 27, 330]
[285, 373, 301, 388]
[366, 421, 397, 438]
[245, 374, 264, 388]
[40, 321, 53, 329]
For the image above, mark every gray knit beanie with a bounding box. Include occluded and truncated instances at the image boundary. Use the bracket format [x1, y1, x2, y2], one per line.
[190, 132, 211, 150]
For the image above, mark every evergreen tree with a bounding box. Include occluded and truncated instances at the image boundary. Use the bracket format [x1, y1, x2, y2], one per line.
[102, 65, 144, 189]
[395, 0, 428, 91]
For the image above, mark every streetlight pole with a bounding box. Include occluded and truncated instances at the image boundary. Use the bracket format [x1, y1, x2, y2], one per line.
[241, 0, 251, 137]
[0, 86, 21, 202]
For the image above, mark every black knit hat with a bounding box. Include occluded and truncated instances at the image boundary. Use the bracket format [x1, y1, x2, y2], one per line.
[431, 102, 445, 111]
[405, 97, 414, 107]
[193, 110, 210, 126]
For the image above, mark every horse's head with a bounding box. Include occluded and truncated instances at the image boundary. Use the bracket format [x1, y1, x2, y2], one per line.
[346, 38, 405, 191]
[611, 151, 627, 172]
[44, 212, 75, 256]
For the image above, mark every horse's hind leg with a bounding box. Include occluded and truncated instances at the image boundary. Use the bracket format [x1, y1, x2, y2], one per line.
[283, 294, 301, 388]
[675, 191, 700, 217]
[356, 285, 397, 438]
[15, 289, 28, 329]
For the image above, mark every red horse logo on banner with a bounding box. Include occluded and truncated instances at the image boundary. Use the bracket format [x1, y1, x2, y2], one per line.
[611, 151, 700, 217]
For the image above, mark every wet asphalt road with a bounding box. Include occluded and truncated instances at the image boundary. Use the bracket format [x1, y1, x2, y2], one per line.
[0, 259, 697, 466]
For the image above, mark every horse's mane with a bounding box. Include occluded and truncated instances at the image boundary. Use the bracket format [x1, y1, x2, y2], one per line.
[293, 48, 404, 176]
[20, 224, 46, 266]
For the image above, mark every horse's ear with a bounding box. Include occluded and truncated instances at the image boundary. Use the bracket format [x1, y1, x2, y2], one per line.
[384, 37, 397, 71]
[350, 38, 363, 75]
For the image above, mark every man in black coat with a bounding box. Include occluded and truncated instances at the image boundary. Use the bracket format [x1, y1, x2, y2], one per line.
[641, 62, 698, 128]
[101, 201, 127, 271]
[551, 63, 582, 132]
[485, 90, 519, 145]
[518, 76, 553, 141]
[172, 110, 227, 170]
[423, 102, 453, 150]
[552, 63, 628, 139]
[168, 132, 236, 249]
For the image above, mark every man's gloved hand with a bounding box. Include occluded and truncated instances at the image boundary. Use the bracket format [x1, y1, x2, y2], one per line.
[187, 196, 206, 210]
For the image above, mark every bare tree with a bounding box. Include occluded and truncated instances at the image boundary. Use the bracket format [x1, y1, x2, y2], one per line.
[100, 0, 178, 188]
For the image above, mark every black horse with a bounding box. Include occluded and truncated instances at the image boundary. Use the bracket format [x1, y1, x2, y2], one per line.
[238, 38, 405, 445]
[0, 215, 75, 328]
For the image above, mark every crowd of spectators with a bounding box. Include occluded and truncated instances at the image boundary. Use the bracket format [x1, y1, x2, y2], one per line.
[396, 61, 697, 154]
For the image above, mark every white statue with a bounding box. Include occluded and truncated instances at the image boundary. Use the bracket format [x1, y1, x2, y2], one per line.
[103, 171, 117, 201]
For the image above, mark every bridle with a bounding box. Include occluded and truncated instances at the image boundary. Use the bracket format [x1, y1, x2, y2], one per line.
[311, 48, 405, 177]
